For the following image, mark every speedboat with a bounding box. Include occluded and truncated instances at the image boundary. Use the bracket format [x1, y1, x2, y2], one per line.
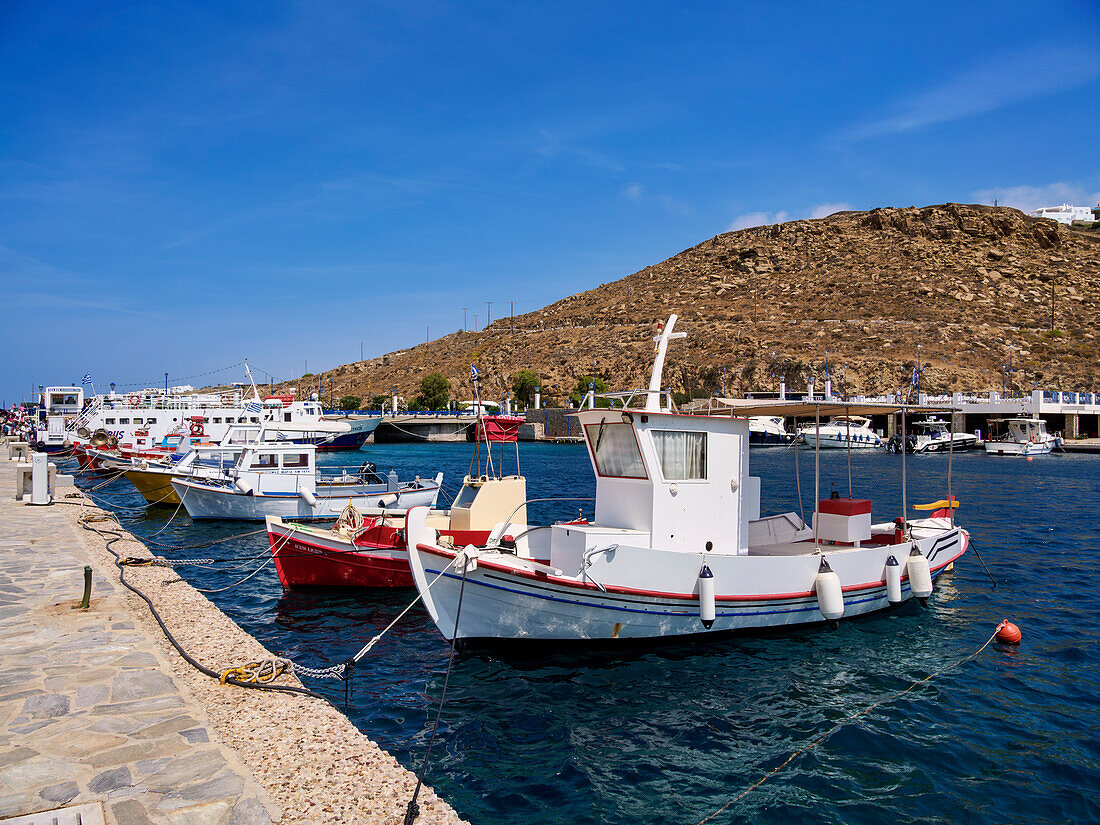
[404, 315, 969, 647]
[171, 441, 442, 520]
[984, 417, 1061, 456]
[797, 415, 881, 449]
[887, 418, 980, 454]
[749, 416, 792, 446]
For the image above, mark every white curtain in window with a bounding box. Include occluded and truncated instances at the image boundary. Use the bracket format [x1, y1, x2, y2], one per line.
[653, 430, 706, 479]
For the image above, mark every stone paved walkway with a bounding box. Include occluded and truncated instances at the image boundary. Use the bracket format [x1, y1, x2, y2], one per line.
[0, 455, 279, 824]
[0, 447, 467, 825]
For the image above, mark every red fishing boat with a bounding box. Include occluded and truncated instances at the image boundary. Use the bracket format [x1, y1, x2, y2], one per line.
[266, 403, 529, 588]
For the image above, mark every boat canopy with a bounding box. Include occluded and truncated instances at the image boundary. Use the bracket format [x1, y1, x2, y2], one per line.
[679, 400, 959, 418]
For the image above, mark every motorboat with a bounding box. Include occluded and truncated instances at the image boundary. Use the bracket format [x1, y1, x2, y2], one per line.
[265, 415, 528, 588]
[403, 315, 968, 647]
[171, 441, 443, 520]
[886, 418, 980, 453]
[749, 416, 792, 446]
[983, 417, 1061, 456]
[797, 415, 881, 449]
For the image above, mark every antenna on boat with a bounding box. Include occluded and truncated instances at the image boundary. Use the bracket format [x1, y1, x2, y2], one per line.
[647, 315, 687, 412]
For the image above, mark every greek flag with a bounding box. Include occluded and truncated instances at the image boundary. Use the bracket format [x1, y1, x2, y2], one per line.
[245, 400, 262, 414]
[81, 374, 91, 385]
[471, 365, 480, 379]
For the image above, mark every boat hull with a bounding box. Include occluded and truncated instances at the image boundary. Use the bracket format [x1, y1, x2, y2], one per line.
[984, 440, 1054, 456]
[266, 520, 413, 588]
[173, 479, 441, 521]
[124, 468, 182, 505]
[408, 524, 967, 645]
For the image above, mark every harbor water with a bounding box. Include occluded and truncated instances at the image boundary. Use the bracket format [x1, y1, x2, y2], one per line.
[72, 443, 1100, 824]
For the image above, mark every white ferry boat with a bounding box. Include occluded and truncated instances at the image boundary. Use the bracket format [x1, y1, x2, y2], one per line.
[67, 367, 379, 452]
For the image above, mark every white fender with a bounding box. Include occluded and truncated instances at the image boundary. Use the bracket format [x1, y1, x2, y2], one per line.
[376, 492, 399, 507]
[815, 558, 844, 620]
[698, 563, 716, 629]
[885, 555, 903, 603]
[404, 507, 440, 624]
[299, 487, 317, 507]
[234, 478, 253, 495]
[907, 547, 933, 599]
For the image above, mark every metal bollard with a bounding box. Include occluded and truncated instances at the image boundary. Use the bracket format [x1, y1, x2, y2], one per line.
[76, 566, 92, 609]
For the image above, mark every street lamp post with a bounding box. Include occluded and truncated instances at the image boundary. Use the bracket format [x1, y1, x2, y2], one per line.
[771, 352, 776, 397]
[739, 368, 743, 397]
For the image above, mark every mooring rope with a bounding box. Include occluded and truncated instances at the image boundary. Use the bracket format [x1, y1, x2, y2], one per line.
[695, 627, 1003, 824]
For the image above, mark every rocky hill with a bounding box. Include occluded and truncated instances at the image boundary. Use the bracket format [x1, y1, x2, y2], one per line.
[272, 204, 1100, 405]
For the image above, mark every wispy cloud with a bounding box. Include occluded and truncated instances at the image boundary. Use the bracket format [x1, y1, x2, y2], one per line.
[839, 43, 1100, 142]
[726, 201, 850, 231]
[970, 181, 1100, 213]
[622, 183, 692, 217]
[809, 202, 851, 218]
[535, 129, 624, 172]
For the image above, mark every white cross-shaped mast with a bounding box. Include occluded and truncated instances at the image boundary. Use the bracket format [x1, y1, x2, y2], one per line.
[646, 314, 687, 412]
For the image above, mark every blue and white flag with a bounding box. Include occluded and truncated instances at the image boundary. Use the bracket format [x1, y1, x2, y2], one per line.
[471, 365, 480, 379]
[245, 400, 262, 414]
[81, 374, 91, 385]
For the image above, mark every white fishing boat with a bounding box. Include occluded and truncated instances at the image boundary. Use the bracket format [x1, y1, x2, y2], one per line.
[171, 441, 442, 520]
[797, 415, 881, 449]
[983, 417, 1061, 456]
[887, 418, 980, 453]
[404, 315, 968, 647]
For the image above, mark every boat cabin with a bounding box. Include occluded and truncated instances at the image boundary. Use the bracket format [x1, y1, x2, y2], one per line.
[548, 407, 760, 573]
[990, 417, 1049, 442]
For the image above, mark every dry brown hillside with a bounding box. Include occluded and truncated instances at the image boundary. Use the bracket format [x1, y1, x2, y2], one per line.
[272, 203, 1100, 405]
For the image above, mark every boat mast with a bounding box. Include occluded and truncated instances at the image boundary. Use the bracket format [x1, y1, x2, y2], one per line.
[243, 359, 261, 403]
[647, 315, 687, 412]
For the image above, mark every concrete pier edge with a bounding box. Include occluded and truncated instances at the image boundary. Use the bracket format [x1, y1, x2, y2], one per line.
[0, 447, 468, 825]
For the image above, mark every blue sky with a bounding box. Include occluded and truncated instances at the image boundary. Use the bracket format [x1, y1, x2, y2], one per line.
[2, 1, 1098, 404]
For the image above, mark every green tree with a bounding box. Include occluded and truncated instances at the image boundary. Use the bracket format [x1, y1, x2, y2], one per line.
[414, 372, 450, 410]
[511, 370, 541, 408]
[369, 394, 389, 409]
[569, 376, 609, 407]
[337, 395, 361, 411]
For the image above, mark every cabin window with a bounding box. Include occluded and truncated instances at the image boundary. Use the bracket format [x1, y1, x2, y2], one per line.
[119, 418, 129, 424]
[250, 453, 278, 469]
[105, 418, 115, 425]
[147, 417, 157, 424]
[250, 416, 259, 423]
[452, 484, 480, 508]
[585, 422, 647, 479]
[284, 412, 292, 422]
[282, 453, 309, 468]
[652, 430, 707, 480]
[132, 418, 143, 424]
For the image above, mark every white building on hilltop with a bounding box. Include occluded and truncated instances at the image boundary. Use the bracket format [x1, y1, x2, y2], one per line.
[1028, 203, 1096, 225]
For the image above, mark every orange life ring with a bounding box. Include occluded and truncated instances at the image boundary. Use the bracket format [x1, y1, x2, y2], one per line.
[128, 394, 141, 407]
[189, 421, 204, 437]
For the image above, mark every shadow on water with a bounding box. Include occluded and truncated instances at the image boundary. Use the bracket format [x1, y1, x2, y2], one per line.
[69, 444, 1100, 825]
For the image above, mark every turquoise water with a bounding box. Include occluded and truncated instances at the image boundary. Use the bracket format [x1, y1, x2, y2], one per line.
[73, 444, 1100, 824]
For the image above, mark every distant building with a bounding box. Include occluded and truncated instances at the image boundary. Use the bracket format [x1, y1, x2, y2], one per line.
[1028, 203, 1095, 225]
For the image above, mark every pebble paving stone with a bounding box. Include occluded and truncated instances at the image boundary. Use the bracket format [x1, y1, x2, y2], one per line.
[0, 450, 469, 824]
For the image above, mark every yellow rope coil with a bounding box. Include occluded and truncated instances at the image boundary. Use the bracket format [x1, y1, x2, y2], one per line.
[219, 658, 290, 685]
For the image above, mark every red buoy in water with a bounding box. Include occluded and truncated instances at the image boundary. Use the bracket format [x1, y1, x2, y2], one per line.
[995, 620, 1022, 645]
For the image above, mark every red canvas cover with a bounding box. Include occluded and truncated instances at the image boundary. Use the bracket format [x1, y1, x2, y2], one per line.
[817, 497, 871, 516]
[475, 415, 525, 443]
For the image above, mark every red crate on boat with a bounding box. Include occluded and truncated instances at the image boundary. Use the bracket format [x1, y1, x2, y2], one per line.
[475, 415, 524, 443]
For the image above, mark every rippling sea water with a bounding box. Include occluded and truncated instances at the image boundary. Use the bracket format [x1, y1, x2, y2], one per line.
[73, 443, 1100, 824]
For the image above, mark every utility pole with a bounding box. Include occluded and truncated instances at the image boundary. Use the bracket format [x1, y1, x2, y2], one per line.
[510, 300, 514, 334]
[486, 301, 492, 328]
[474, 313, 479, 331]
[462, 307, 468, 332]
[360, 342, 363, 362]
[426, 325, 429, 344]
